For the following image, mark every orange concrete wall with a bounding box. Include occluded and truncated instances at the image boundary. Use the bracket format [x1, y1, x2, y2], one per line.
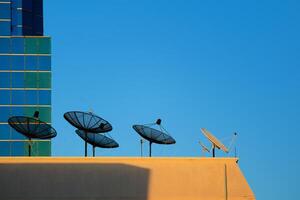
[0, 157, 255, 200]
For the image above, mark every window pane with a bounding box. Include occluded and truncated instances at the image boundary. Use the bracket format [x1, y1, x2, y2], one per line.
[24, 72, 37, 88]
[0, 55, 10, 70]
[25, 38, 38, 54]
[0, 125, 10, 140]
[39, 72, 51, 88]
[0, 21, 11, 36]
[11, 141, 27, 156]
[0, 90, 10, 104]
[0, 141, 10, 156]
[39, 90, 51, 105]
[11, 128, 26, 139]
[25, 55, 38, 70]
[11, 0, 22, 9]
[25, 90, 38, 104]
[38, 56, 51, 70]
[11, 9, 21, 26]
[0, 38, 10, 53]
[38, 37, 51, 54]
[11, 56, 25, 70]
[11, 107, 24, 116]
[11, 26, 23, 36]
[0, 72, 10, 88]
[32, 141, 51, 156]
[11, 38, 24, 54]
[0, 3, 11, 19]
[0, 107, 10, 122]
[12, 72, 25, 88]
[11, 90, 25, 104]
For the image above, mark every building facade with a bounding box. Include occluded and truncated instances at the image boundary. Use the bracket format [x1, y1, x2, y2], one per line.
[0, 0, 51, 156]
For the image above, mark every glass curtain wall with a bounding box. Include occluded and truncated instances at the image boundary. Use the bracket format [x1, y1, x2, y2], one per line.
[0, 0, 51, 156]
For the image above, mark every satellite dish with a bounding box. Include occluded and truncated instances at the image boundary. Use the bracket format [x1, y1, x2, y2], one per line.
[75, 130, 119, 157]
[133, 119, 176, 157]
[64, 111, 113, 156]
[199, 141, 210, 156]
[201, 128, 229, 157]
[8, 111, 57, 156]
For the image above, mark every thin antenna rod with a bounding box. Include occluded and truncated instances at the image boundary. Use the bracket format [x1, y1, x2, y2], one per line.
[228, 132, 238, 151]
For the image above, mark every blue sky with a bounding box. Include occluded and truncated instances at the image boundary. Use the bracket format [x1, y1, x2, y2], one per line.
[45, 1, 299, 199]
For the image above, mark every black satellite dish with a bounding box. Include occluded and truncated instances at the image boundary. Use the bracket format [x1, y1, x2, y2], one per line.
[75, 129, 119, 157]
[64, 111, 113, 156]
[8, 111, 57, 156]
[132, 119, 176, 157]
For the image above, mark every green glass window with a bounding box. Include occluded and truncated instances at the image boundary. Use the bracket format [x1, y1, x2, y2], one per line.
[38, 38, 51, 54]
[24, 37, 51, 54]
[24, 38, 38, 54]
[39, 72, 51, 88]
[31, 141, 51, 156]
[24, 72, 51, 88]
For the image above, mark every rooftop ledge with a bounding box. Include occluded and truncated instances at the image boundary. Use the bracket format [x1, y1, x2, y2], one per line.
[0, 156, 239, 163]
[0, 157, 255, 200]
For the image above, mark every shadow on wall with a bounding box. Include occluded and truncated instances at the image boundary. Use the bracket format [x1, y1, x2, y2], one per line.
[0, 163, 150, 200]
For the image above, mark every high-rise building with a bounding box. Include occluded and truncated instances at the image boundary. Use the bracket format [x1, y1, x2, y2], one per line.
[0, 0, 51, 156]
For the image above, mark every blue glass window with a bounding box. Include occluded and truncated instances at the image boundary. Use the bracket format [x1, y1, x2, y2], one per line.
[0, 3, 11, 19]
[11, 56, 24, 70]
[23, 0, 33, 11]
[11, 38, 24, 54]
[23, 11, 33, 27]
[11, 129, 26, 140]
[0, 90, 10, 104]
[11, 26, 23, 36]
[11, 9, 22, 26]
[0, 72, 10, 88]
[11, 72, 24, 88]
[25, 90, 38, 104]
[11, 0, 22, 9]
[11, 90, 25, 104]
[11, 141, 27, 155]
[0, 107, 10, 122]
[0, 55, 10, 70]
[38, 56, 51, 70]
[0, 38, 10, 53]
[11, 107, 24, 116]
[25, 55, 38, 70]
[39, 90, 51, 105]
[0, 21, 11, 36]
[0, 141, 10, 156]
[0, 125, 10, 139]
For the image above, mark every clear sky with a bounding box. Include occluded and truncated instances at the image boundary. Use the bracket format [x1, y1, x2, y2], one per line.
[44, 0, 299, 199]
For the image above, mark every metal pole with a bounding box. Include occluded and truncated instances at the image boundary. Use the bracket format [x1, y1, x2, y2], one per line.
[212, 146, 215, 157]
[28, 138, 31, 157]
[140, 139, 143, 157]
[93, 146, 95, 157]
[149, 142, 152, 157]
[85, 131, 87, 157]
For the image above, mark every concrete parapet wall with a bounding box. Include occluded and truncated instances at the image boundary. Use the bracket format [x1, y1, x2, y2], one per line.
[0, 157, 255, 200]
